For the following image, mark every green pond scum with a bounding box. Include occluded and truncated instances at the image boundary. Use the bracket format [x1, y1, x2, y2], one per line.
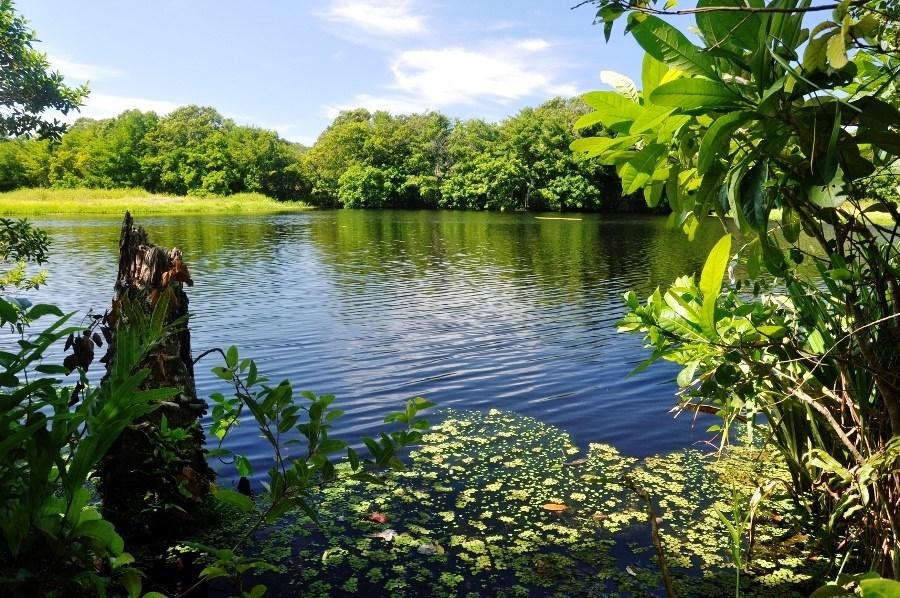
[196, 410, 828, 597]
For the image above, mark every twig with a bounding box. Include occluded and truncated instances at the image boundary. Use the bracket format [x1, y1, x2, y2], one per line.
[622, 478, 676, 598]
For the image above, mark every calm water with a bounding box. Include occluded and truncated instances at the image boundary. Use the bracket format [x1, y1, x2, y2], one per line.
[19, 210, 723, 478]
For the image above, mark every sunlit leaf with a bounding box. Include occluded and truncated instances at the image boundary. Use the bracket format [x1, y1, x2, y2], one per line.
[650, 78, 742, 110]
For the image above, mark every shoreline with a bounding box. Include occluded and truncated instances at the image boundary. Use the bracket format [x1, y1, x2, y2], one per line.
[0, 188, 312, 215]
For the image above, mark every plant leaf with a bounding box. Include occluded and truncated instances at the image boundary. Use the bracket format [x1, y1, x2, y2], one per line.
[808, 166, 847, 208]
[700, 234, 732, 303]
[600, 70, 640, 102]
[650, 78, 742, 110]
[698, 112, 751, 174]
[641, 53, 669, 98]
[581, 91, 644, 128]
[620, 144, 667, 194]
[631, 15, 719, 79]
[213, 489, 254, 512]
[826, 30, 848, 69]
[695, 0, 764, 51]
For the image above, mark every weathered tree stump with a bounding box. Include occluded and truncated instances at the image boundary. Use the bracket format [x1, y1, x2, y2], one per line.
[98, 212, 213, 537]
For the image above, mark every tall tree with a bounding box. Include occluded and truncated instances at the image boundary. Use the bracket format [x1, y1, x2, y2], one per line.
[0, 0, 87, 139]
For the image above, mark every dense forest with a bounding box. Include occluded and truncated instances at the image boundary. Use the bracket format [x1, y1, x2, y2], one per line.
[0, 98, 635, 212]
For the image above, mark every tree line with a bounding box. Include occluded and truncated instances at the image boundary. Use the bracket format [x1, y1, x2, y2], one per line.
[0, 98, 644, 211]
[0, 106, 306, 199]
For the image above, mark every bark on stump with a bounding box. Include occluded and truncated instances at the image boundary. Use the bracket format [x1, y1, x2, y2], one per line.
[98, 212, 213, 537]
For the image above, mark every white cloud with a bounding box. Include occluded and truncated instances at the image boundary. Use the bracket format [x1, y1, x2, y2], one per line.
[75, 93, 181, 120]
[47, 54, 124, 82]
[547, 83, 579, 97]
[325, 41, 577, 116]
[321, 0, 426, 36]
[391, 47, 547, 104]
[515, 38, 550, 52]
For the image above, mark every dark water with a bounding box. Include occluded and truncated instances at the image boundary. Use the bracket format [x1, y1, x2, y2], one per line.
[17, 210, 724, 476]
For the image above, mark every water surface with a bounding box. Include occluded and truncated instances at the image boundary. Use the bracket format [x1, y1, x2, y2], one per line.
[19, 210, 723, 476]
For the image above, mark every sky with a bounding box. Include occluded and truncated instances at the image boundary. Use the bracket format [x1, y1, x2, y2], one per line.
[19, 0, 649, 145]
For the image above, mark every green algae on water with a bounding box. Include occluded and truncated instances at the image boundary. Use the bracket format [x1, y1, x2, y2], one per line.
[200, 409, 827, 596]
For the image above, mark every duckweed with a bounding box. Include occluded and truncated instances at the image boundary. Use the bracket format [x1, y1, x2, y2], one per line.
[198, 409, 827, 596]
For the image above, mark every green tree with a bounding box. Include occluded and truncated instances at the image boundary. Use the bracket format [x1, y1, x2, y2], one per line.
[0, 138, 49, 190]
[303, 109, 373, 203]
[582, 0, 900, 577]
[48, 110, 159, 188]
[337, 163, 394, 208]
[501, 97, 618, 211]
[0, 0, 87, 139]
[140, 105, 234, 195]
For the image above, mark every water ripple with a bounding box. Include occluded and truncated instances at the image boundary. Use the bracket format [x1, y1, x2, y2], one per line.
[10, 210, 722, 483]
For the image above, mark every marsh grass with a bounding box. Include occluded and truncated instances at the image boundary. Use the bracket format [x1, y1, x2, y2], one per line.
[0, 188, 312, 215]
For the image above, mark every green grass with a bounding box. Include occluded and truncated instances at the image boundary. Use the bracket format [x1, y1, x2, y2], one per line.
[0, 188, 313, 215]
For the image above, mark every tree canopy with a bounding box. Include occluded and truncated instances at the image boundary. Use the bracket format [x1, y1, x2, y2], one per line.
[0, 0, 86, 139]
[0, 98, 640, 211]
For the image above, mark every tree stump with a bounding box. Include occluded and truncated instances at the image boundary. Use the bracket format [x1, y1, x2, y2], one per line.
[98, 212, 213, 537]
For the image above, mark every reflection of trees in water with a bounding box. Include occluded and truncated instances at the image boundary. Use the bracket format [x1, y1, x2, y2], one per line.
[36, 215, 286, 273]
[306, 210, 722, 306]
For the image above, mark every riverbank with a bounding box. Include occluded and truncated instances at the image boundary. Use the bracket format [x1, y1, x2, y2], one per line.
[0, 188, 312, 215]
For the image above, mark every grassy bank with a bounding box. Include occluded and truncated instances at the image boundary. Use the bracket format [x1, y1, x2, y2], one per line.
[0, 188, 312, 215]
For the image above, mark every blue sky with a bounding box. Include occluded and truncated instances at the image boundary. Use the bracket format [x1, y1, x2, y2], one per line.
[21, 0, 649, 145]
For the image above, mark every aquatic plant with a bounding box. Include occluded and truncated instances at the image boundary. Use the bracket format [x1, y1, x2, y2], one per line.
[198, 409, 826, 597]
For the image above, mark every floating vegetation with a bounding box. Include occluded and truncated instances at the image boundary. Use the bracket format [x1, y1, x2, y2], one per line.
[200, 410, 828, 596]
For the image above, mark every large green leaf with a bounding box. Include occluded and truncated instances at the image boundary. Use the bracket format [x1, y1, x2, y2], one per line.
[213, 489, 254, 512]
[855, 130, 900, 157]
[825, 29, 848, 69]
[695, 0, 764, 51]
[581, 91, 644, 129]
[74, 519, 125, 555]
[853, 97, 900, 128]
[630, 105, 676, 135]
[698, 111, 752, 174]
[620, 144, 667, 194]
[699, 234, 732, 336]
[631, 15, 719, 79]
[641, 53, 668, 98]
[739, 160, 769, 231]
[700, 234, 732, 302]
[569, 135, 636, 159]
[650, 78, 743, 110]
[802, 35, 829, 72]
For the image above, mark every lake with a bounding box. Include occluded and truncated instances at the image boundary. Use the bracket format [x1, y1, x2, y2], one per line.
[19, 210, 724, 478]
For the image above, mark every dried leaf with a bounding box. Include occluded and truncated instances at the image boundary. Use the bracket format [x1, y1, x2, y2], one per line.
[542, 503, 568, 512]
[366, 512, 388, 524]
